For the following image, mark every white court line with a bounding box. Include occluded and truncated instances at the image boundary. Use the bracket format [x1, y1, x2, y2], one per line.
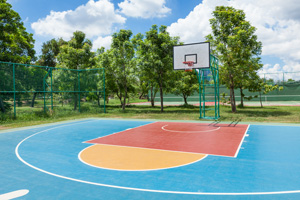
[234, 124, 250, 158]
[0, 189, 29, 199]
[161, 125, 221, 133]
[15, 121, 300, 196]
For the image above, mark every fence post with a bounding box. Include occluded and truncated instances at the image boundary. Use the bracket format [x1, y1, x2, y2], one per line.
[103, 68, 106, 113]
[50, 68, 53, 110]
[13, 63, 16, 118]
[43, 72, 46, 114]
[78, 70, 81, 112]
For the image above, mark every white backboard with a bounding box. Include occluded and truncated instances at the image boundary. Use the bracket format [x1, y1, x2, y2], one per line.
[173, 42, 210, 70]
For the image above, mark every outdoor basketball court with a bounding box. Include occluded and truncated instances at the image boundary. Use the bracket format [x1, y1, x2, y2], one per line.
[1, 118, 300, 200]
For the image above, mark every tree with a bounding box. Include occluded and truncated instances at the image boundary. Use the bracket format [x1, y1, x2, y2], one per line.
[249, 79, 283, 107]
[235, 57, 263, 107]
[132, 33, 158, 107]
[56, 31, 95, 110]
[206, 6, 262, 112]
[28, 66, 47, 108]
[37, 38, 66, 67]
[133, 25, 179, 112]
[95, 47, 115, 105]
[286, 78, 295, 84]
[138, 70, 159, 107]
[0, 0, 36, 113]
[30, 38, 67, 108]
[107, 29, 136, 110]
[0, 0, 35, 63]
[172, 70, 198, 105]
[57, 31, 94, 70]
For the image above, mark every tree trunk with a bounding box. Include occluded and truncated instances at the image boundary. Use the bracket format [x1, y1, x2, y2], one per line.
[240, 88, 244, 108]
[0, 96, 5, 113]
[122, 85, 127, 110]
[122, 65, 127, 111]
[158, 69, 164, 112]
[120, 92, 126, 110]
[121, 100, 125, 110]
[159, 86, 163, 112]
[150, 85, 155, 107]
[97, 94, 101, 107]
[183, 94, 188, 105]
[31, 92, 37, 107]
[73, 82, 78, 111]
[151, 99, 155, 107]
[74, 93, 78, 111]
[117, 92, 122, 107]
[139, 92, 144, 99]
[159, 74, 164, 112]
[229, 75, 236, 113]
[259, 91, 263, 108]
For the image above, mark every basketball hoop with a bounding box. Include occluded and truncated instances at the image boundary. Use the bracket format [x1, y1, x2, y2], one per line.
[183, 61, 194, 72]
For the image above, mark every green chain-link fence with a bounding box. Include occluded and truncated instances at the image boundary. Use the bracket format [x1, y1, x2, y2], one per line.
[154, 71, 300, 104]
[0, 61, 105, 119]
[259, 71, 300, 85]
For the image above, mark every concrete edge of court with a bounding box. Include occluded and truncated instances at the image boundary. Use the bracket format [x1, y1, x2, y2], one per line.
[1, 117, 300, 134]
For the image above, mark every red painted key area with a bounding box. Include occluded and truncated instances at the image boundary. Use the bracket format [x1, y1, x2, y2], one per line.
[86, 122, 249, 157]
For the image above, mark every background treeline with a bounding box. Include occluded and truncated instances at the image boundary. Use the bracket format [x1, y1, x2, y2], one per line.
[1, 0, 279, 114]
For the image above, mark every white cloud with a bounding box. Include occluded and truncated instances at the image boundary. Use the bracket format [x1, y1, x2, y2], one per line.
[258, 62, 300, 81]
[167, 0, 222, 44]
[118, 0, 171, 18]
[228, 0, 300, 62]
[92, 36, 112, 51]
[167, 0, 300, 79]
[31, 0, 126, 40]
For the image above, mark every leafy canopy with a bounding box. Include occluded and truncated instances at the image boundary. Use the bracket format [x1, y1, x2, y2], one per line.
[57, 31, 94, 70]
[206, 6, 262, 112]
[133, 25, 179, 111]
[37, 38, 66, 67]
[0, 0, 35, 63]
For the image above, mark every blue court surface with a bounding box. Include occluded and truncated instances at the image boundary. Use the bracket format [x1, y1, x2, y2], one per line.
[1, 119, 300, 200]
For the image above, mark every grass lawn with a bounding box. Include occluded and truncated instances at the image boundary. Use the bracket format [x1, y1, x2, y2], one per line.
[1, 99, 300, 129]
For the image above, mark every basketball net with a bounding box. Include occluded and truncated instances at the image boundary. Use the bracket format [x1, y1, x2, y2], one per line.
[183, 61, 194, 72]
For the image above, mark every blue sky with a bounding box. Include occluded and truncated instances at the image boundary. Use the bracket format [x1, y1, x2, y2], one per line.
[7, 0, 300, 79]
[8, 0, 200, 53]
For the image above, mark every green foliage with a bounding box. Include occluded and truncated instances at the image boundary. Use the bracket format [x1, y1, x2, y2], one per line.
[133, 25, 179, 111]
[132, 33, 159, 106]
[220, 92, 230, 105]
[0, 0, 35, 63]
[37, 38, 66, 67]
[206, 6, 262, 112]
[95, 30, 137, 110]
[57, 31, 95, 70]
[287, 78, 295, 83]
[0, 62, 48, 112]
[236, 57, 263, 107]
[95, 47, 116, 103]
[248, 79, 284, 107]
[107, 29, 136, 110]
[261, 84, 283, 97]
[55, 31, 96, 110]
[172, 70, 198, 105]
